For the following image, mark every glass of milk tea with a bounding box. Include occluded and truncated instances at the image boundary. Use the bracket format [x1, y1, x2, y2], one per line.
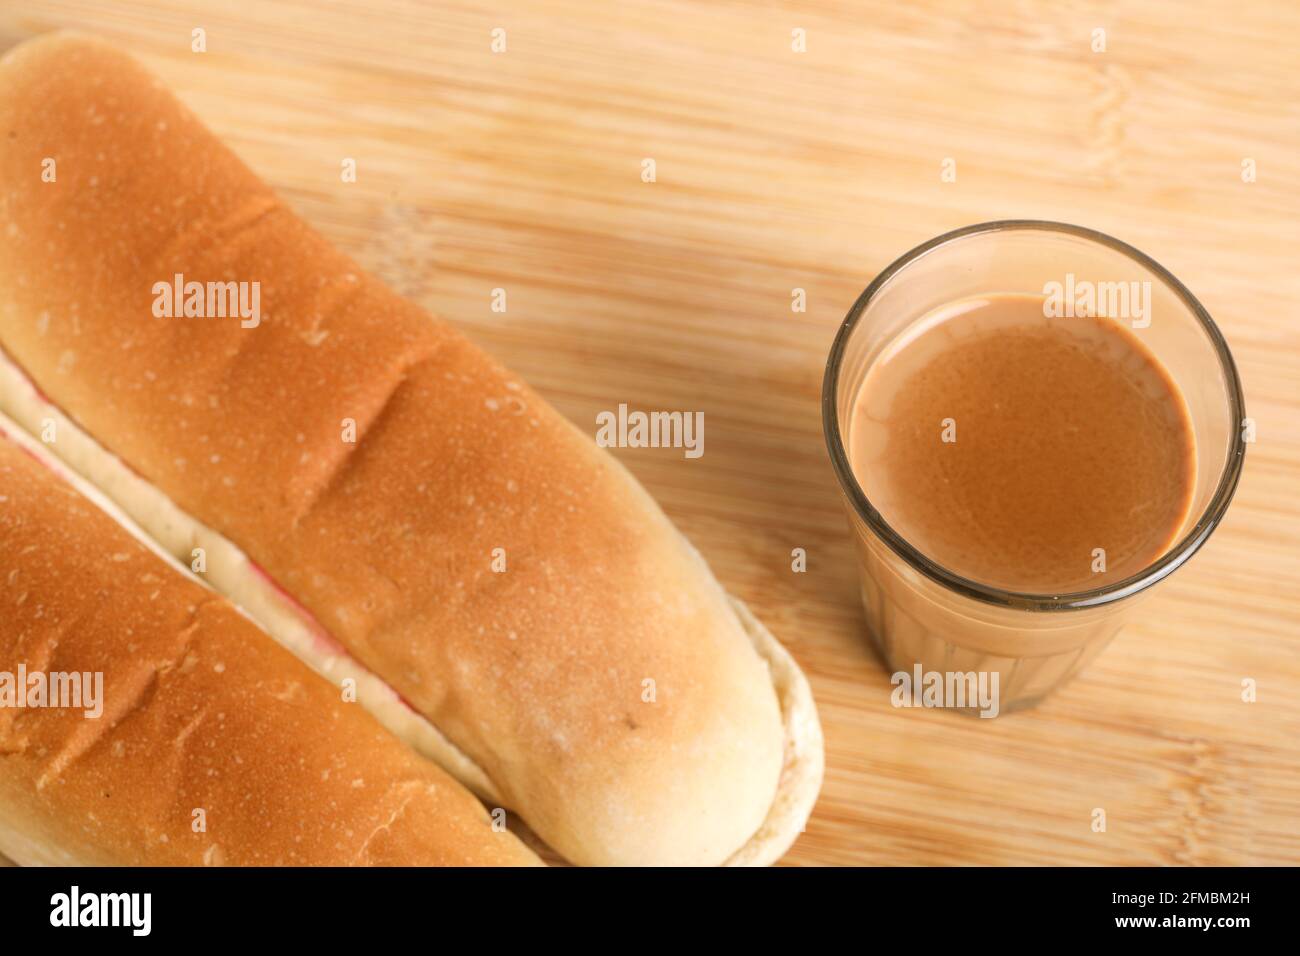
[823, 221, 1246, 714]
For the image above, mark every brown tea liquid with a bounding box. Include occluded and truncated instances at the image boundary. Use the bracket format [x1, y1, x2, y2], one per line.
[848, 294, 1196, 594]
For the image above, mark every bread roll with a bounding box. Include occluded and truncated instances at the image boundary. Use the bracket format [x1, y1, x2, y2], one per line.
[0, 422, 540, 866]
[0, 32, 822, 866]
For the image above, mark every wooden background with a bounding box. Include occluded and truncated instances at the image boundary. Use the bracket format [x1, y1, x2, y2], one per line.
[1, 1, 1296, 865]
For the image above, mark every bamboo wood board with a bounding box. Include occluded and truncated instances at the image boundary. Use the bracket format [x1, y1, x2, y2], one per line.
[1, 0, 1297, 866]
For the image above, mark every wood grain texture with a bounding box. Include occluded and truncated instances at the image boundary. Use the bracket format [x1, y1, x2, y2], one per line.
[0, 0, 1296, 866]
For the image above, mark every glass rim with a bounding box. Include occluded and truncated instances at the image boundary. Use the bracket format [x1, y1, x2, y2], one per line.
[822, 219, 1247, 612]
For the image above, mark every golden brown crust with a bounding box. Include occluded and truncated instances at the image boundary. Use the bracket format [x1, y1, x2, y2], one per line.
[0, 32, 801, 865]
[0, 429, 540, 866]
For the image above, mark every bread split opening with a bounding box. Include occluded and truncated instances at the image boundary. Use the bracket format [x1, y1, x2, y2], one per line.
[0, 347, 821, 865]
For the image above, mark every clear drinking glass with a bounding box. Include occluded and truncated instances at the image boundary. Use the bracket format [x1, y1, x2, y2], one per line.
[823, 221, 1246, 713]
